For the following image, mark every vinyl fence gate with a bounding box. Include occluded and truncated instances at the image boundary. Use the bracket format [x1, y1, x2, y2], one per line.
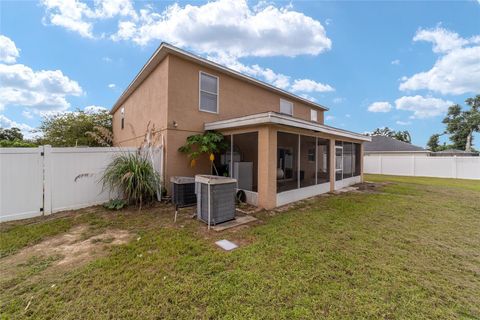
[0, 146, 162, 223]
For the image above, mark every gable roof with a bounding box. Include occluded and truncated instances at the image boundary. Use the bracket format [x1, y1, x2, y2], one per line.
[110, 43, 329, 114]
[364, 135, 427, 152]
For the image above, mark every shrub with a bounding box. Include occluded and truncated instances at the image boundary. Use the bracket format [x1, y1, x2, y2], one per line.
[0, 139, 37, 147]
[101, 153, 160, 209]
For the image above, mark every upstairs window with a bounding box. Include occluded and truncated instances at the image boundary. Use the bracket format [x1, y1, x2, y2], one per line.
[280, 99, 293, 116]
[311, 109, 318, 122]
[199, 72, 218, 113]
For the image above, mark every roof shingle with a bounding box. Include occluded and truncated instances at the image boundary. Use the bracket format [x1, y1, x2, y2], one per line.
[364, 136, 426, 152]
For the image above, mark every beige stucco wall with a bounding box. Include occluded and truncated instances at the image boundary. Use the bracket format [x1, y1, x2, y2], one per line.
[166, 55, 325, 133]
[112, 56, 170, 147]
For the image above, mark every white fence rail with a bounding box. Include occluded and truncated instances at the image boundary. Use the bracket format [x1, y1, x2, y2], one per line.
[1, 146, 139, 222]
[364, 155, 480, 180]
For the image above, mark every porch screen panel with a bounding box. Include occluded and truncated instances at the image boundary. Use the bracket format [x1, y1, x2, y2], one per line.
[335, 141, 343, 181]
[343, 142, 353, 178]
[317, 138, 330, 183]
[232, 132, 258, 192]
[300, 135, 316, 188]
[277, 132, 299, 193]
[214, 135, 232, 177]
[354, 143, 361, 176]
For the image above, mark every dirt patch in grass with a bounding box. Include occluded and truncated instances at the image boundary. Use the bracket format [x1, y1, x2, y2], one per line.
[0, 225, 133, 286]
[354, 181, 392, 193]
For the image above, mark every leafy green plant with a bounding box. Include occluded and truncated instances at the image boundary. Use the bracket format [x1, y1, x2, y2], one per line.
[0, 139, 37, 147]
[101, 153, 160, 209]
[178, 131, 228, 174]
[103, 199, 127, 210]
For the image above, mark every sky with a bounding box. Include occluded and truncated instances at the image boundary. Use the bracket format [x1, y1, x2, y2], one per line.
[0, 0, 479, 147]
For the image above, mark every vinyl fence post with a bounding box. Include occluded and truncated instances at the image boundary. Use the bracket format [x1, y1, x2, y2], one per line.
[43, 145, 52, 215]
[453, 156, 457, 179]
[412, 155, 415, 177]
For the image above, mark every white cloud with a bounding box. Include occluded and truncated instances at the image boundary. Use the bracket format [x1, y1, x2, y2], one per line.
[291, 79, 334, 93]
[413, 27, 473, 53]
[333, 97, 345, 104]
[0, 114, 35, 138]
[209, 53, 332, 94]
[84, 105, 107, 113]
[108, 83, 116, 88]
[0, 35, 20, 64]
[40, 0, 334, 96]
[41, 0, 137, 38]
[345, 114, 351, 118]
[111, 0, 331, 58]
[299, 94, 317, 102]
[367, 101, 392, 113]
[22, 110, 33, 119]
[396, 120, 411, 126]
[41, 0, 331, 59]
[0, 37, 83, 114]
[391, 59, 400, 65]
[325, 115, 335, 121]
[395, 95, 452, 119]
[400, 27, 480, 95]
[41, 0, 95, 38]
[400, 45, 480, 95]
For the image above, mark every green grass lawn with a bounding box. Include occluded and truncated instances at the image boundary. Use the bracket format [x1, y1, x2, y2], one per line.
[1, 175, 479, 319]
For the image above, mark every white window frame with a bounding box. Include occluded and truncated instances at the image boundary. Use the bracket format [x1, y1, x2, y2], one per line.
[310, 109, 318, 122]
[280, 98, 293, 116]
[199, 71, 219, 114]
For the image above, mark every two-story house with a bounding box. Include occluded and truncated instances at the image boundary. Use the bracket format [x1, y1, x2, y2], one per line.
[111, 43, 370, 209]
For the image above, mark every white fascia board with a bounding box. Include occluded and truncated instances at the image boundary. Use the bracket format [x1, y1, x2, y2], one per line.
[205, 112, 371, 142]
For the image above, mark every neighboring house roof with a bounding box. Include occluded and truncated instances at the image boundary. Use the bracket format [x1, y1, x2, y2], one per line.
[431, 149, 479, 156]
[205, 112, 371, 142]
[110, 43, 329, 114]
[364, 135, 427, 152]
[433, 149, 475, 154]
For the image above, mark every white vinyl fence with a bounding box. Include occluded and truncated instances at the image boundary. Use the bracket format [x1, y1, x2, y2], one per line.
[364, 155, 480, 180]
[0, 146, 150, 222]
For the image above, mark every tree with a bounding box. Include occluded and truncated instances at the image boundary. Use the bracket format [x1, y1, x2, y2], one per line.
[371, 127, 395, 137]
[427, 134, 441, 151]
[370, 127, 412, 143]
[442, 95, 480, 152]
[0, 127, 23, 141]
[38, 110, 112, 147]
[392, 131, 411, 144]
[178, 131, 228, 174]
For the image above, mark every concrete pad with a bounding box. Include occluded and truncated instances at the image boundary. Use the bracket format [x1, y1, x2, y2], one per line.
[211, 215, 258, 232]
[215, 239, 238, 251]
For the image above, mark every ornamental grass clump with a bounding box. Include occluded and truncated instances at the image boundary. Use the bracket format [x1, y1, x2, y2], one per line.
[101, 153, 159, 209]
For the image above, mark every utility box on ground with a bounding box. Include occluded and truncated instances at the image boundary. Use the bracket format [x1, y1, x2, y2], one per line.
[195, 175, 237, 227]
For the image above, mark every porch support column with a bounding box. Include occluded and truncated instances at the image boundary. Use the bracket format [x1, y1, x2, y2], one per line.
[329, 138, 335, 192]
[360, 143, 365, 183]
[258, 126, 277, 209]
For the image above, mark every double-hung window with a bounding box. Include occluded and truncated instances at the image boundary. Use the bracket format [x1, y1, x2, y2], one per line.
[199, 72, 219, 113]
[310, 109, 318, 122]
[280, 99, 293, 116]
